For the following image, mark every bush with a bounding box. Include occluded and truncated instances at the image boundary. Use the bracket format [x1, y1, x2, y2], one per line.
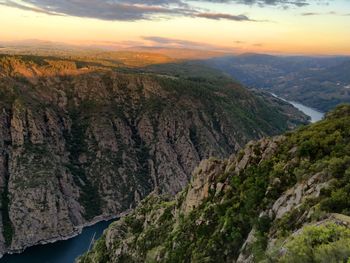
[278, 223, 350, 263]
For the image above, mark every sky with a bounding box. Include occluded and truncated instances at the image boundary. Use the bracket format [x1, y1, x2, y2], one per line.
[0, 0, 349, 55]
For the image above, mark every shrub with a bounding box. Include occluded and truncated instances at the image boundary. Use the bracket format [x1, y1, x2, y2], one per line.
[279, 223, 350, 263]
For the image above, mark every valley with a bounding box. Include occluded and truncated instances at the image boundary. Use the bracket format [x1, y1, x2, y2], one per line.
[270, 93, 324, 123]
[1, 0, 350, 261]
[0, 47, 348, 263]
[207, 54, 350, 112]
[0, 54, 307, 259]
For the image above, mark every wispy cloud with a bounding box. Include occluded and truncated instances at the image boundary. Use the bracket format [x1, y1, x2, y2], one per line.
[141, 36, 238, 51]
[214, 0, 310, 7]
[301, 12, 319, 16]
[143, 36, 216, 49]
[0, 0, 62, 16]
[0, 0, 193, 20]
[196, 13, 252, 21]
[301, 11, 350, 16]
[0, 0, 319, 21]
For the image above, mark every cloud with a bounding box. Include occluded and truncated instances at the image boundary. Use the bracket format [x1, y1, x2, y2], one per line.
[301, 12, 320, 15]
[196, 13, 252, 21]
[143, 36, 211, 48]
[0, 0, 62, 16]
[301, 11, 350, 16]
[0, 0, 195, 20]
[142, 36, 231, 50]
[200, 0, 310, 7]
[0, 0, 318, 21]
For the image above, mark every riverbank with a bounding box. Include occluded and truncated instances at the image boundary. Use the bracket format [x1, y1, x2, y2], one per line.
[271, 93, 325, 123]
[0, 210, 130, 260]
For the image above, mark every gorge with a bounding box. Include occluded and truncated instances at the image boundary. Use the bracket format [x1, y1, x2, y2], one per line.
[0, 54, 308, 259]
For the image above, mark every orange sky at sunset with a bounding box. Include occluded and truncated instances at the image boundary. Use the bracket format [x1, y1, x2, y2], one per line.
[1, 0, 349, 55]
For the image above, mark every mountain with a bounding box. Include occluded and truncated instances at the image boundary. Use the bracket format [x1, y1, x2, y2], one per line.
[0, 54, 307, 257]
[207, 54, 350, 112]
[79, 105, 350, 263]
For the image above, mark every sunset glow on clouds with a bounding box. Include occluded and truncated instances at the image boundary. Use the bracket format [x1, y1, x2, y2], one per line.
[0, 0, 349, 55]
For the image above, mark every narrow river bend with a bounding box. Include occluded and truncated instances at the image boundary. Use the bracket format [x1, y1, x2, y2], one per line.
[272, 93, 325, 123]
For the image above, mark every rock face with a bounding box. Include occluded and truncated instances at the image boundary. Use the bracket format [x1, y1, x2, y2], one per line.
[0, 55, 308, 256]
[79, 105, 350, 263]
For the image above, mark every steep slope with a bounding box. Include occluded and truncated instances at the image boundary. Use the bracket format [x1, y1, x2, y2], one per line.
[0, 55, 307, 256]
[79, 105, 350, 263]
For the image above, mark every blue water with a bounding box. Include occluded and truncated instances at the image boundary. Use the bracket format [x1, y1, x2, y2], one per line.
[287, 101, 324, 123]
[271, 93, 325, 123]
[0, 219, 115, 263]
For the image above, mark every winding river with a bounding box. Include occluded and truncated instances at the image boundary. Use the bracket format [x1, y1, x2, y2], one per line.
[271, 93, 325, 123]
[0, 220, 114, 263]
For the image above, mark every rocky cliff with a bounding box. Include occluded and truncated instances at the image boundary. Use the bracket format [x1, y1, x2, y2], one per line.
[78, 105, 350, 263]
[0, 54, 308, 256]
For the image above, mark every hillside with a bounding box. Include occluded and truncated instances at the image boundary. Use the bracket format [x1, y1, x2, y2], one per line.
[0, 54, 307, 257]
[207, 54, 350, 112]
[79, 105, 350, 263]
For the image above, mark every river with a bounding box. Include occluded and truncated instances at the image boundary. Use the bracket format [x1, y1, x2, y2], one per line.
[0, 219, 115, 263]
[271, 93, 325, 123]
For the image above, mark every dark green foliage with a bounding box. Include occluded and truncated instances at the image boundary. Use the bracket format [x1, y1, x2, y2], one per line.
[272, 223, 350, 263]
[320, 175, 350, 215]
[298, 139, 320, 159]
[1, 182, 13, 246]
[124, 215, 144, 234]
[129, 123, 153, 195]
[0, 87, 17, 107]
[189, 126, 201, 158]
[79, 236, 110, 263]
[154, 74, 295, 141]
[65, 106, 102, 220]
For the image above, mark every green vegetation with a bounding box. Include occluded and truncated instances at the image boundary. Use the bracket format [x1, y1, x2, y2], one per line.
[65, 107, 102, 220]
[270, 223, 350, 263]
[79, 105, 350, 263]
[78, 236, 109, 263]
[155, 74, 295, 141]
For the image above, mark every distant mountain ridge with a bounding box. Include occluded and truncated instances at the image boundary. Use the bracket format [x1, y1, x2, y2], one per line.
[207, 54, 350, 112]
[2, 43, 349, 113]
